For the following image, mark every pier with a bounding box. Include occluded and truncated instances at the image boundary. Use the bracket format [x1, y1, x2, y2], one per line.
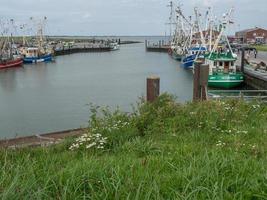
[243, 67, 267, 89]
[145, 40, 170, 53]
[238, 49, 267, 90]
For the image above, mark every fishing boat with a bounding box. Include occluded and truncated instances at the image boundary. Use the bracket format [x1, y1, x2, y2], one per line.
[170, 42, 184, 61]
[0, 22, 23, 69]
[204, 8, 244, 88]
[167, 3, 190, 62]
[171, 49, 183, 61]
[205, 52, 244, 88]
[0, 57, 23, 69]
[20, 17, 53, 64]
[22, 47, 52, 64]
[109, 42, 120, 51]
[180, 7, 209, 69]
[181, 46, 207, 69]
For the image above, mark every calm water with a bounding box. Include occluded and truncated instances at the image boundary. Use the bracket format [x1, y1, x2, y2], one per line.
[0, 38, 193, 139]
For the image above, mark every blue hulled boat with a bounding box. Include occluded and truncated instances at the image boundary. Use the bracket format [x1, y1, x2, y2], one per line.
[181, 47, 207, 69]
[21, 47, 53, 64]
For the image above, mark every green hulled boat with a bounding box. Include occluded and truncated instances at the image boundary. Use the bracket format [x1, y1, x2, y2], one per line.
[208, 73, 244, 88]
[205, 52, 244, 89]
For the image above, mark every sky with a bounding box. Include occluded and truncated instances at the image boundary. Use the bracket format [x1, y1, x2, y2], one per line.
[0, 0, 266, 36]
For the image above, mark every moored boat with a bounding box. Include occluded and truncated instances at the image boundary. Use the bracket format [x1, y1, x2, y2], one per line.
[109, 42, 120, 51]
[205, 52, 244, 88]
[20, 17, 54, 64]
[0, 57, 23, 69]
[171, 49, 183, 61]
[208, 73, 244, 88]
[181, 46, 206, 69]
[203, 7, 244, 89]
[0, 22, 23, 70]
[21, 47, 52, 64]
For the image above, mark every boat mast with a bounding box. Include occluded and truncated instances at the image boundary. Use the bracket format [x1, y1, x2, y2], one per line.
[209, 8, 234, 58]
[207, 7, 214, 51]
[194, 7, 206, 47]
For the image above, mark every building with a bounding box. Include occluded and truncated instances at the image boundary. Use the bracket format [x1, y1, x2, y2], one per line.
[235, 27, 267, 44]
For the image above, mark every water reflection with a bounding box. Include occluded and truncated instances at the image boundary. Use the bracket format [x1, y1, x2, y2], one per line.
[0, 68, 20, 92]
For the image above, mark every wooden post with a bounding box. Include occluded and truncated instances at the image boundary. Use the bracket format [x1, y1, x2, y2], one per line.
[199, 64, 209, 101]
[241, 48, 245, 73]
[147, 76, 160, 103]
[145, 40, 147, 49]
[193, 61, 202, 101]
[193, 61, 209, 101]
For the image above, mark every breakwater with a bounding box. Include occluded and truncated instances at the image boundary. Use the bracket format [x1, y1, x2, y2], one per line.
[54, 47, 112, 56]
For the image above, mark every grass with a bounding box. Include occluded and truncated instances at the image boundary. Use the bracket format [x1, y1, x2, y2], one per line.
[250, 44, 267, 52]
[0, 94, 267, 199]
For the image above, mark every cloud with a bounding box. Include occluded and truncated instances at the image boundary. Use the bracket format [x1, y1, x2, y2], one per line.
[0, 0, 266, 35]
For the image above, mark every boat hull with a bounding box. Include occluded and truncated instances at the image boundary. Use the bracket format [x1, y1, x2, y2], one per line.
[208, 73, 244, 89]
[172, 51, 182, 61]
[23, 54, 52, 64]
[0, 58, 23, 69]
[181, 54, 196, 69]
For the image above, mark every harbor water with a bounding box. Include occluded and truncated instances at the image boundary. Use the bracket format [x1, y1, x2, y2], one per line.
[0, 37, 193, 139]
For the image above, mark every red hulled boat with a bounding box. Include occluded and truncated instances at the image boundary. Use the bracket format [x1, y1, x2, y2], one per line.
[0, 57, 23, 69]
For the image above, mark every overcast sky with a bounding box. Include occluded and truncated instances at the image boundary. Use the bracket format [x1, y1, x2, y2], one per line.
[0, 0, 266, 36]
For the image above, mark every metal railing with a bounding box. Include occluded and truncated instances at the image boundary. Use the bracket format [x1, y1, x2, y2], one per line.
[208, 90, 267, 102]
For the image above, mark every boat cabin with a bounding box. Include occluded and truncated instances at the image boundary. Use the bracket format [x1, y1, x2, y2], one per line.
[205, 53, 237, 75]
[22, 48, 40, 58]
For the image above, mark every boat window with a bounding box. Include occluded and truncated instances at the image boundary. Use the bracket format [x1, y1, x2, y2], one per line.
[214, 61, 217, 66]
[231, 61, 234, 66]
[219, 62, 223, 66]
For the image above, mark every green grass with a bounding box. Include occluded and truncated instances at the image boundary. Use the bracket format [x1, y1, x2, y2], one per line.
[0, 94, 267, 199]
[250, 45, 267, 52]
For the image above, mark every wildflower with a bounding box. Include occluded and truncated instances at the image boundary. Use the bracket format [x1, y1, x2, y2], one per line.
[70, 133, 107, 151]
[252, 105, 260, 109]
[86, 142, 96, 149]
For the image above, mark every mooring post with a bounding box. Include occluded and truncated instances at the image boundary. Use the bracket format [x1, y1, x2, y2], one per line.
[241, 48, 245, 73]
[199, 64, 209, 101]
[193, 61, 202, 101]
[145, 40, 147, 49]
[147, 76, 160, 103]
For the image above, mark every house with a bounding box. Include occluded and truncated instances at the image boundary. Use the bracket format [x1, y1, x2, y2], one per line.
[235, 27, 267, 44]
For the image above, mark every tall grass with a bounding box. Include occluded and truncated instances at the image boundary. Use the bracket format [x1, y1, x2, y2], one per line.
[0, 94, 266, 199]
[250, 44, 267, 52]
